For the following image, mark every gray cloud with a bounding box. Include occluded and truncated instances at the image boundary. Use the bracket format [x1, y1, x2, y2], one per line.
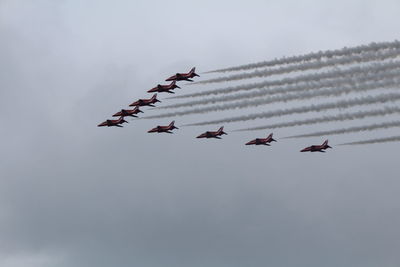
[2, 1, 400, 267]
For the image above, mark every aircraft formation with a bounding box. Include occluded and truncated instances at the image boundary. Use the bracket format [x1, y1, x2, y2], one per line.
[98, 67, 333, 152]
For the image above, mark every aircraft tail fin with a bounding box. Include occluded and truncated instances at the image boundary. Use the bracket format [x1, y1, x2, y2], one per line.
[191, 67, 200, 77]
[170, 120, 178, 129]
[323, 139, 332, 149]
[152, 93, 161, 103]
[218, 126, 227, 135]
[268, 133, 277, 142]
[119, 116, 128, 123]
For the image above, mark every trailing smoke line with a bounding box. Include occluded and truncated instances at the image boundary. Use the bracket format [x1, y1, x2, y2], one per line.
[170, 61, 400, 99]
[205, 40, 400, 73]
[282, 121, 400, 139]
[161, 67, 400, 109]
[145, 78, 400, 119]
[195, 48, 400, 85]
[233, 107, 400, 132]
[338, 135, 400, 146]
[182, 92, 400, 126]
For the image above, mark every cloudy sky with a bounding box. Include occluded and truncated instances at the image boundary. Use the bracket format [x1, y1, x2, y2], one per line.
[1, 0, 400, 266]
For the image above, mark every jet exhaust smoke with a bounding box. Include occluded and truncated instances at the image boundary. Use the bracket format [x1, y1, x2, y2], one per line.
[160, 67, 400, 110]
[195, 48, 400, 85]
[338, 135, 400, 146]
[170, 61, 400, 100]
[144, 78, 400, 119]
[205, 40, 400, 73]
[283, 121, 400, 139]
[233, 106, 400, 131]
[182, 92, 400, 126]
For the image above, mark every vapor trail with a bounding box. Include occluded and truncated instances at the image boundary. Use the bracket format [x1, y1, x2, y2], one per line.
[338, 135, 400, 146]
[182, 92, 400, 126]
[195, 48, 400, 85]
[144, 78, 400, 119]
[170, 61, 400, 99]
[283, 121, 400, 139]
[161, 67, 400, 109]
[234, 107, 400, 131]
[205, 40, 400, 73]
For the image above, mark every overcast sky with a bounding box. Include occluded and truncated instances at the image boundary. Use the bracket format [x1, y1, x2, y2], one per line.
[1, 1, 400, 267]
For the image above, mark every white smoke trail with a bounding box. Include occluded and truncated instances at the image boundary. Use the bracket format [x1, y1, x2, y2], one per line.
[283, 121, 400, 139]
[338, 135, 400, 146]
[144, 78, 400, 119]
[161, 66, 400, 109]
[182, 92, 400, 126]
[170, 61, 400, 99]
[205, 40, 400, 73]
[195, 48, 400, 85]
[234, 107, 400, 131]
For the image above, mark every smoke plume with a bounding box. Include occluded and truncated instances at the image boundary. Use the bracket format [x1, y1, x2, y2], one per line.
[205, 40, 400, 73]
[233, 106, 400, 131]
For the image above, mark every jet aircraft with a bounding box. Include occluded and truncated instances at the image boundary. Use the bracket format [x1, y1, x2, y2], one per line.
[300, 140, 332, 152]
[97, 116, 128, 127]
[147, 81, 180, 94]
[147, 121, 178, 133]
[196, 126, 227, 139]
[112, 107, 143, 118]
[245, 133, 276, 145]
[165, 67, 200, 82]
[129, 94, 161, 107]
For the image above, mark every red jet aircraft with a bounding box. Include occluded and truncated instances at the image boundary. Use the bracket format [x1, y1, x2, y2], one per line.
[245, 133, 276, 145]
[300, 140, 332, 152]
[165, 67, 200, 82]
[129, 94, 161, 107]
[147, 121, 178, 133]
[97, 116, 128, 127]
[112, 107, 143, 118]
[147, 81, 180, 94]
[196, 126, 227, 139]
